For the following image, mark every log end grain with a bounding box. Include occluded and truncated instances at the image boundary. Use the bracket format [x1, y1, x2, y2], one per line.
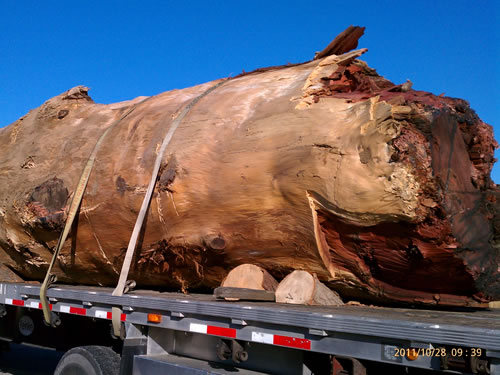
[276, 270, 343, 306]
[221, 264, 278, 291]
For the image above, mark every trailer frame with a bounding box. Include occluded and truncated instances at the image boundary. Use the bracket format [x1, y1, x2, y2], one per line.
[0, 282, 498, 374]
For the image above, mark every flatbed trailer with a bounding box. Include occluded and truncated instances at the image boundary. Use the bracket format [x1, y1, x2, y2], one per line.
[0, 281, 498, 375]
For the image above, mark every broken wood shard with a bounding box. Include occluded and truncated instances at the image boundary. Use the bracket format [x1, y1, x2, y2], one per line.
[276, 270, 343, 306]
[314, 25, 366, 60]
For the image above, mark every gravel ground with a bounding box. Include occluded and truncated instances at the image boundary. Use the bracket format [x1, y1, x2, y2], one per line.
[0, 343, 63, 375]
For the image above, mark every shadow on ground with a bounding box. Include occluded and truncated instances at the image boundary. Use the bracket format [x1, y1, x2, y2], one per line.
[0, 343, 63, 375]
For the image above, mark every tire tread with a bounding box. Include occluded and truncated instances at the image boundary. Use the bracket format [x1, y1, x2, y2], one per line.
[54, 345, 120, 375]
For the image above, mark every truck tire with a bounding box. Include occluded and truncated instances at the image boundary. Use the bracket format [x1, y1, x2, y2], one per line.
[54, 345, 120, 375]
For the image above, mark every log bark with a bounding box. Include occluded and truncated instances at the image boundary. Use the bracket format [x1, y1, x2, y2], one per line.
[221, 264, 278, 291]
[276, 270, 343, 306]
[0, 30, 499, 307]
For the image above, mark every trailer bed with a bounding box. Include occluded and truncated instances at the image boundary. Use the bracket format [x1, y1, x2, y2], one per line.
[1, 282, 499, 374]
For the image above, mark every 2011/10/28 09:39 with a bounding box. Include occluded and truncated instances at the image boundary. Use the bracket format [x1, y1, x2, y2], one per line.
[394, 347, 483, 357]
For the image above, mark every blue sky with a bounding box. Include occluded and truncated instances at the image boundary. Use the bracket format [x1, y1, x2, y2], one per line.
[1, 1, 499, 181]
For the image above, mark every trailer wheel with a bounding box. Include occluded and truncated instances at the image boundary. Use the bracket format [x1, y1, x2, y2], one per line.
[54, 345, 120, 375]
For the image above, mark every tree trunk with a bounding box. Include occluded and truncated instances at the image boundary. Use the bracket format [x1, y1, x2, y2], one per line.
[0, 32, 498, 307]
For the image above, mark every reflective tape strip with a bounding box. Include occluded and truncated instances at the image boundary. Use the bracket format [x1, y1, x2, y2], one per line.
[252, 332, 274, 344]
[21, 301, 52, 310]
[7, 299, 24, 306]
[207, 325, 236, 338]
[95, 310, 108, 319]
[106, 311, 127, 321]
[40, 303, 52, 310]
[251, 331, 311, 350]
[189, 323, 236, 339]
[59, 305, 87, 316]
[190, 323, 208, 334]
[69, 307, 87, 316]
[274, 334, 311, 350]
[26, 301, 52, 310]
[94, 310, 126, 321]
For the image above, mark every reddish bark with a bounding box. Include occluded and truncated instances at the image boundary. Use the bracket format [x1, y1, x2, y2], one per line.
[302, 57, 499, 305]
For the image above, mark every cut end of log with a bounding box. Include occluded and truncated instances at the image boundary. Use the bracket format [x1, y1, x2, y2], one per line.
[221, 264, 278, 291]
[489, 301, 500, 309]
[275, 270, 344, 306]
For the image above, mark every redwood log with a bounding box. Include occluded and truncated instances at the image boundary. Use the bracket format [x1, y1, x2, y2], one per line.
[0, 30, 499, 307]
[276, 270, 343, 306]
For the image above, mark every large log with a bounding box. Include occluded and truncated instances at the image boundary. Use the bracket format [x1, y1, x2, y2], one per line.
[0, 29, 499, 307]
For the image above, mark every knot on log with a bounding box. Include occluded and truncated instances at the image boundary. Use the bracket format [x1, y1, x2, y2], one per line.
[203, 234, 226, 250]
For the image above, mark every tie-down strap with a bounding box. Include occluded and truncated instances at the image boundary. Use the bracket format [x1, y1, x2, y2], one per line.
[40, 97, 150, 326]
[111, 79, 229, 336]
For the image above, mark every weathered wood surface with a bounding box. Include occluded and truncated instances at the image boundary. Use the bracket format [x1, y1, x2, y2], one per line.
[0, 29, 499, 307]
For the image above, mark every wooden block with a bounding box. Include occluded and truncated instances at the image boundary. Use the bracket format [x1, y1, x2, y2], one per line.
[489, 301, 500, 309]
[221, 264, 278, 291]
[276, 270, 343, 306]
[214, 287, 275, 302]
